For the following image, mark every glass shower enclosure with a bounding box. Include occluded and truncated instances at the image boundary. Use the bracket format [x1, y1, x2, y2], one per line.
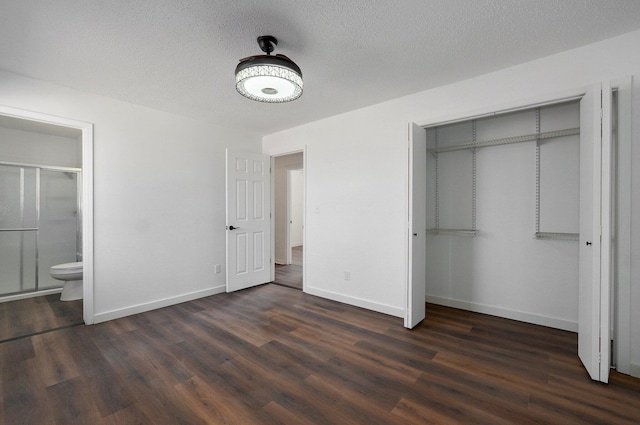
[0, 163, 81, 297]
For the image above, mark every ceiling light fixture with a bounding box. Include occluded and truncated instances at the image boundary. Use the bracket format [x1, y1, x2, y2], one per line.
[235, 35, 303, 103]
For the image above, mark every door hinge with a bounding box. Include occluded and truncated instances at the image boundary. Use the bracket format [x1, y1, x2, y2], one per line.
[598, 337, 602, 363]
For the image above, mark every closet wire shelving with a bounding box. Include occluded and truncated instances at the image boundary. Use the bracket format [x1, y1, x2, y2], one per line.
[426, 106, 580, 240]
[427, 123, 479, 237]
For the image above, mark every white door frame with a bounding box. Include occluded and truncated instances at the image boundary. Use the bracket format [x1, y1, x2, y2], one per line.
[611, 76, 633, 376]
[0, 104, 94, 324]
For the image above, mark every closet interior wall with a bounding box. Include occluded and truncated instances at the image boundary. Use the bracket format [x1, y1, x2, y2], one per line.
[425, 101, 581, 331]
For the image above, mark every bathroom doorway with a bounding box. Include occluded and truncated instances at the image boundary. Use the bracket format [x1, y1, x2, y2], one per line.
[0, 106, 94, 339]
[273, 152, 304, 290]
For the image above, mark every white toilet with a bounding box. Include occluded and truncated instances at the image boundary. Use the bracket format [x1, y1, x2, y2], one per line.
[50, 261, 83, 301]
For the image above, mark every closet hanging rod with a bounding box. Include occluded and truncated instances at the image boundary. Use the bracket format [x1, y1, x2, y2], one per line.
[427, 127, 579, 154]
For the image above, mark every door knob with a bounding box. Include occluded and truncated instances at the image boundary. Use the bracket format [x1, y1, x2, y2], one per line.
[586, 241, 592, 246]
[227, 225, 239, 230]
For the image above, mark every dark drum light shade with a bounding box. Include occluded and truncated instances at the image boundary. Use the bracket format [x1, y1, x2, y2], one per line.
[235, 36, 303, 103]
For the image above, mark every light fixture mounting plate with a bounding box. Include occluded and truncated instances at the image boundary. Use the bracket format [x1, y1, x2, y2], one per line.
[257, 36, 278, 55]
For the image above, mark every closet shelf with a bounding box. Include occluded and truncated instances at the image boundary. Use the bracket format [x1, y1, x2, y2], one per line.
[427, 228, 477, 237]
[534, 232, 579, 241]
[428, 127, 580, 154]
[0, 160, 82, 172]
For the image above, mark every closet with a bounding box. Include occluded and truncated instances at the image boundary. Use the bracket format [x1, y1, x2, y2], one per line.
[408, 84, 627, 384]
[424, 100, 581, 330]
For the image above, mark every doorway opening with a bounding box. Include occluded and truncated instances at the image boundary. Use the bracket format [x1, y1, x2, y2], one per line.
[273, 152, 304, 290]
[0, 106, 94, 334]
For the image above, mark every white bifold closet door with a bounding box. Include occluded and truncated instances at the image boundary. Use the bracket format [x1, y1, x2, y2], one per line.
[406, 123, 427, 329]
[578, 84, 612, 383]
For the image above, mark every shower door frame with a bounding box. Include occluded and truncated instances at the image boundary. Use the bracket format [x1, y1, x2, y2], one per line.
[0, 105, 94, 324]
[0, 161, 82, 295]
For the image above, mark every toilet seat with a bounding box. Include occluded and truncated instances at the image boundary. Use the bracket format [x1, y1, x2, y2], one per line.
[50, 261, 83, 281]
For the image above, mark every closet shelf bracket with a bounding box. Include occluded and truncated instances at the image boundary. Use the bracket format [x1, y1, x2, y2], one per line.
[534, 232, 579, 241]
[427, 228, 477, 237]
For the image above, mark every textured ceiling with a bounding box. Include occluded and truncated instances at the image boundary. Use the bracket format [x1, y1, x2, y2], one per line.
[1, 0, 640, 135]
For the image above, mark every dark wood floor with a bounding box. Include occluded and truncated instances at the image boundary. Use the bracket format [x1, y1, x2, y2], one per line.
[291, 245, 302, 266]
[274, 264, 303, 290]
[2, 283, 640, 424]
[0, 293, 83, 343]
[274, 245, 303, 290]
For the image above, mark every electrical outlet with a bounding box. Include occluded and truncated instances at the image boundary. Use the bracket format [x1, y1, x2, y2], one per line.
[344, 270, 350, 281]
[214, 264, 221, 274]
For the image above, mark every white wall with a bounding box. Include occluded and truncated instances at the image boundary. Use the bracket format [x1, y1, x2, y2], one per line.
[264, 107, 410, 317]
[0, 69, 261, 322]
[263, 29, 640, 374]
[0, 126, 81, 167]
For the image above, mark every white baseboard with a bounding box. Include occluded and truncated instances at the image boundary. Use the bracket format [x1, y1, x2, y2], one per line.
[93, 285, 226, 324]
[630, 362, 640, 379]
[275, 258, 287, 265]
[305, 286, 404, 318]
[426, 295, 577, 332]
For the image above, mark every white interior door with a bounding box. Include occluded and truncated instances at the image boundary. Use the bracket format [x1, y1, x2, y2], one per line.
[226, 150, 271, 292]
[406, 123, 427, 328]
[289, 169, 304, 248]
[578, 85, 611, 383]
